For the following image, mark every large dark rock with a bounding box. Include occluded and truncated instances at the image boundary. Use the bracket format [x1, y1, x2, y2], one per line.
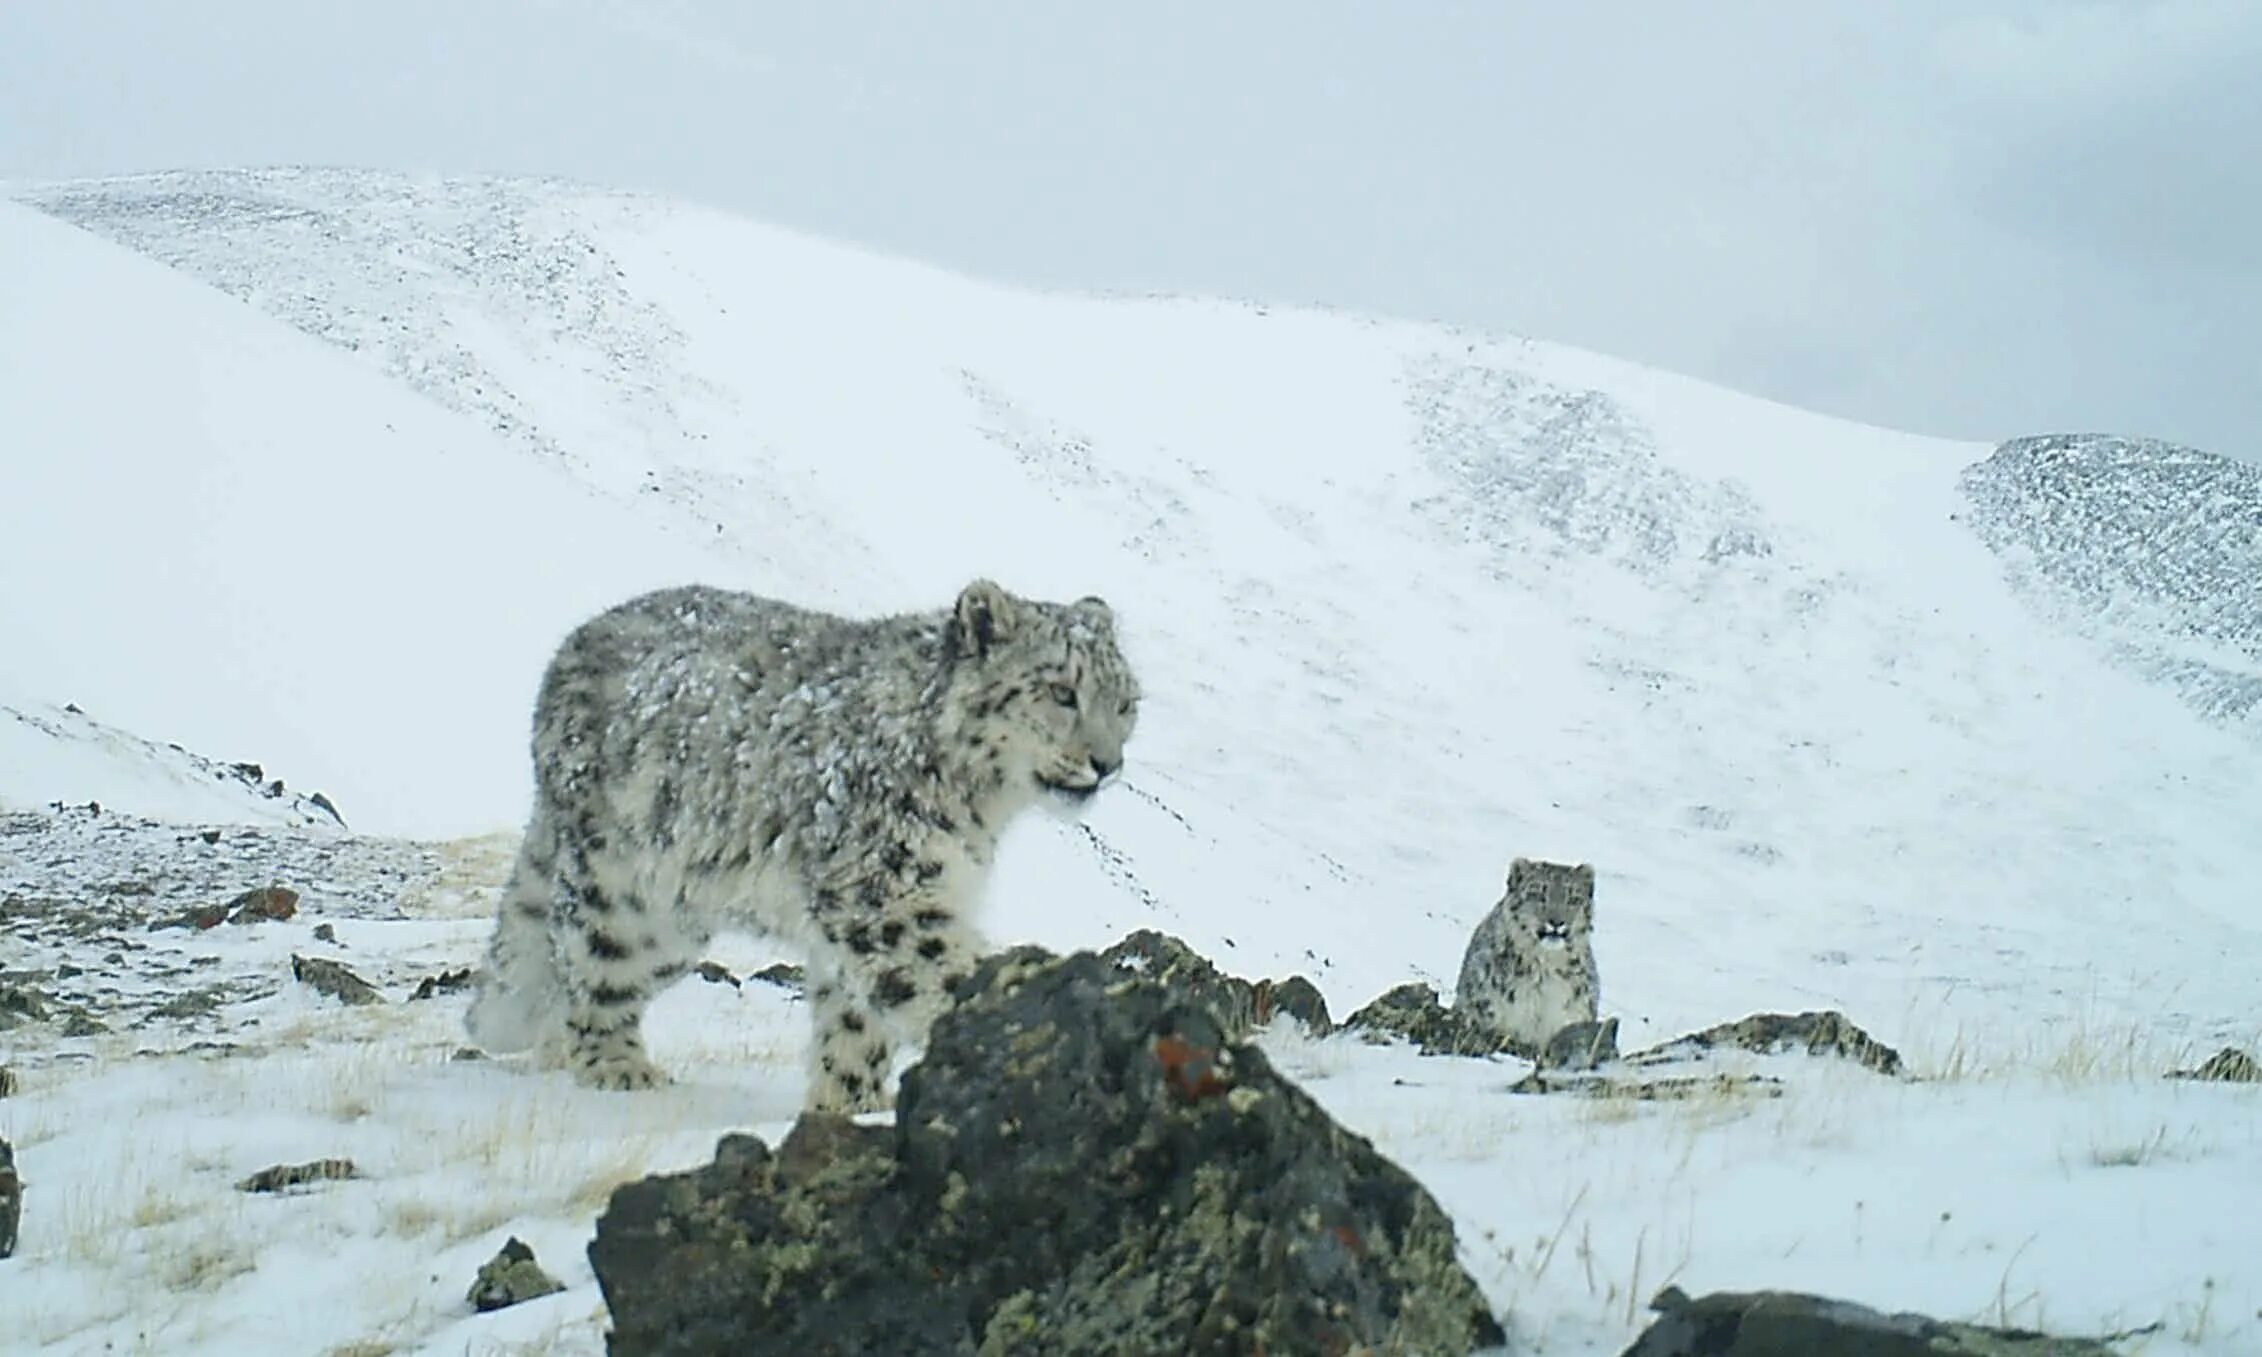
[1622, 1285, 2125, 1356]
[588, 945, 1502, 1356]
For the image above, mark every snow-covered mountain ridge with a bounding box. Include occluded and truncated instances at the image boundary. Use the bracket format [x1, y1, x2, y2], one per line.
[3, 167, 2259, 1356]
[2, 700, 346, 829]
[7, 166, 2257, 1051]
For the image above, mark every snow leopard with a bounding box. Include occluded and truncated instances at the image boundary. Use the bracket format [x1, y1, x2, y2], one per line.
[465, 578, 1141, 1112]
[1453, 858, 1599, 1056]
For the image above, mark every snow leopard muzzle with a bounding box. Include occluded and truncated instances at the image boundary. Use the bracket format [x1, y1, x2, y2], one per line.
[1037, 755, 1120, 801]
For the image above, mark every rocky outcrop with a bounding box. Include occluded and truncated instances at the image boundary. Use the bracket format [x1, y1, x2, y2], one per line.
[1252, 973, 1333, 1036]
[1097, 928, 1333, 1039]
[1630, 1010, 1903, 1077]
[587, 945, 1502, 1356]
[1622, 1285, 2128, 1355]
[1342, 981, 1512, 1057]
[2169, 1046, 2260, 1083]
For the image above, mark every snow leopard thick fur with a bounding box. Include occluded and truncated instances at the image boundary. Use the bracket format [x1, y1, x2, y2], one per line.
[465, 578, 1141, 1111]
[1453, 858, 1599, 1055]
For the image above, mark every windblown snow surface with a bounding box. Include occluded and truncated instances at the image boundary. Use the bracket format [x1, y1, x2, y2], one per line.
[1, 170, 2257, 1354]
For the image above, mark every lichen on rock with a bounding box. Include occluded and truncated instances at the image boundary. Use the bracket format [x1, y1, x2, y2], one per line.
[468, 1235, 566, 1312]
[588, 945, 1502, 1356]
[1342, 981, 1512, 1057]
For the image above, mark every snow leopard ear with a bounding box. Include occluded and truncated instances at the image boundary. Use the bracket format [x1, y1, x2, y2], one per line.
[1572, 864, 1596, 893]
[1070, 595, 1114, 629]
[955, 579, 1019, 657]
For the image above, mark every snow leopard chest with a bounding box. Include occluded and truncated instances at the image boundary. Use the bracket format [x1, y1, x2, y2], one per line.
[1465, 947, 1597, 1047]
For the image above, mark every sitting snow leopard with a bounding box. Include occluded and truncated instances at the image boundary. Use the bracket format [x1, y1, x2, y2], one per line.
[1454, 858, 1599, 1056]
[465, 578, 1141, 1112]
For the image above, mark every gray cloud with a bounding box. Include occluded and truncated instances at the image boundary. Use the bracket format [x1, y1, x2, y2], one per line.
[1937, 2, 2262, 271]
[2, 0, 2252, 458]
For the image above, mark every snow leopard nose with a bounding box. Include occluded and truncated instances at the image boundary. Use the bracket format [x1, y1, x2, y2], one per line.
[1090, 754, 1121, 782]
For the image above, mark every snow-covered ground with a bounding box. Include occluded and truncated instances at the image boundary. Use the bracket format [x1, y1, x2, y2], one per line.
[2, 170, 2256, 1354]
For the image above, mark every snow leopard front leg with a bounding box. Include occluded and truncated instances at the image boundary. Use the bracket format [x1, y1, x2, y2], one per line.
[803, 880, 983, 1114]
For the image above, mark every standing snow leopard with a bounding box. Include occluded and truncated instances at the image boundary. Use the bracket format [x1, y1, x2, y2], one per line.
[1454, 858, 1599, 1055]
[465, 578, 1141, 1112]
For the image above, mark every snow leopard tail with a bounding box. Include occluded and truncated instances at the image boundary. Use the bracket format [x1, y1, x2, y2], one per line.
[464, 826, 566, 1054]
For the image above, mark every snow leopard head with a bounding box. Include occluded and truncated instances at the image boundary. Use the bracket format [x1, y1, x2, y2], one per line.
[1502, 858, 1595, 951]
[948, 578, 1141, 805]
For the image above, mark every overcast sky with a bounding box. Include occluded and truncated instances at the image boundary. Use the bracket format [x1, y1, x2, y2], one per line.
[4, 1, 2255, 456]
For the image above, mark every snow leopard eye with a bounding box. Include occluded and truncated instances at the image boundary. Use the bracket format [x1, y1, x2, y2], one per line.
[1048, 681, 1079, 708]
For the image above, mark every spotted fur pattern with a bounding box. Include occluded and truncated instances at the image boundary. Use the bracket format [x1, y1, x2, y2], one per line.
[465, 579, 1141, 1111]
[1454, 858, 1599, 1054]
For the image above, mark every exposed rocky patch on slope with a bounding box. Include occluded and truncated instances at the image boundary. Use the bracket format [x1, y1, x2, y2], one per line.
[0, 806, 448, 1048]
[1405, 357, 1778, 577]
[18, 167, 713, 478]
[1959, 432, 2262, 733]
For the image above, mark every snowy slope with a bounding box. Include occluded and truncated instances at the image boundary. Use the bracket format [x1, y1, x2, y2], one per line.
[0, 200, 738, 837]
[12, 170, 2256, 1054]
[0, 699, 345, 827]
[3, 170, 2259, 1355]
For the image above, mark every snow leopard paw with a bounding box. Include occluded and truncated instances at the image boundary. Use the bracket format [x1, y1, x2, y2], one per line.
[570, 1049, 671, 1091]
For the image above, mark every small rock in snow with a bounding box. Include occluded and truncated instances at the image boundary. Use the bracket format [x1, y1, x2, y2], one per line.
[0, 1135, 19, 1259]
[291, 954, 382, 1006]
[2169, 1046, 2261, 1084]
[408, 968, 475, 1001]
[225, 885, 300, 924]
[236, 1157, 359, 1193]
[468, 1236, 566, 1312]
